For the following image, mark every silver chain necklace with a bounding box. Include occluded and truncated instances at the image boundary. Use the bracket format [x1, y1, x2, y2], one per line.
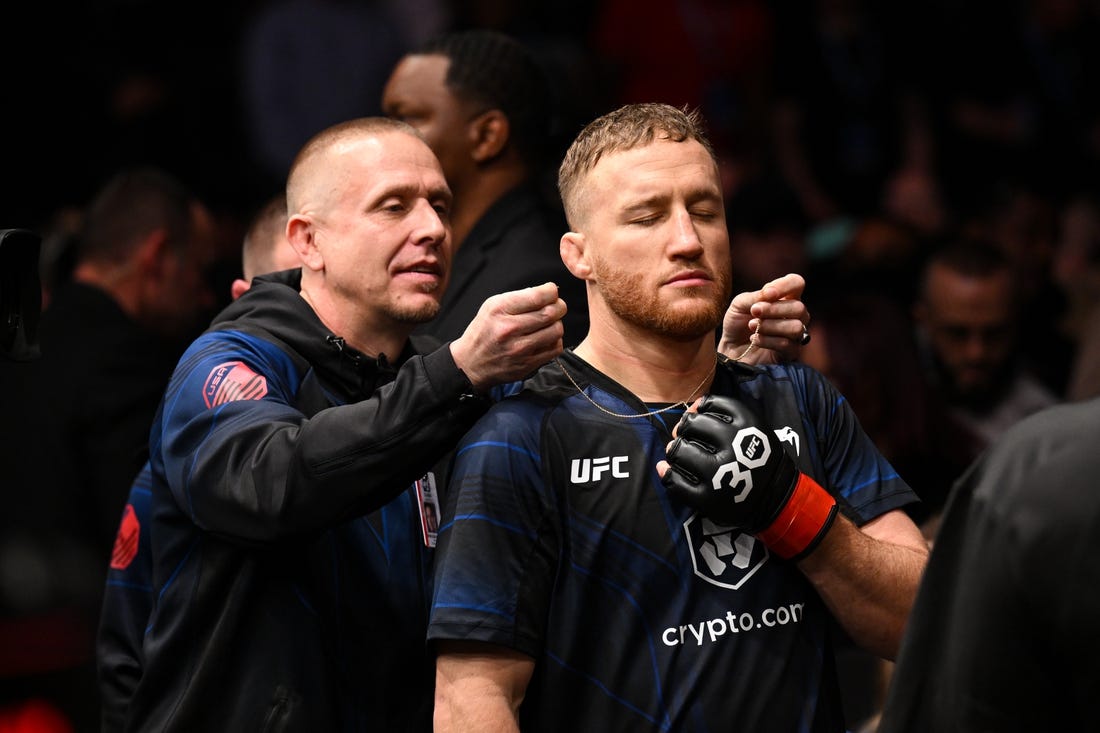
[557, 324, 759, 420]
[556, 356, 718, 420]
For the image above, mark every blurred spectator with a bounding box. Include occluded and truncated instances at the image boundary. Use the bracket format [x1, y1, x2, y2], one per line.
[229, 193, 298, 300]
[240, 0, 406, 189]
[381, 0, 450, 47]
[913, 238, 1059, 452]
[1056, 193, 1100, 400]
[381, 29, 588, 345]
[802, 292, 975, 529]
[881, 163, 950, 238]
[0, 167, 218, 731]
[33, 165, 218, 553]
[930, 0, 1100, 210]
[806, 214, 927, 313]
[1068, 307, 1100, 400]
[725, 175, 810, 295]
[958, 180, 1074, 394]
[591, 0, 775, 192]
[770, 0, 937, 224]
[1053, 194, 1100, 329]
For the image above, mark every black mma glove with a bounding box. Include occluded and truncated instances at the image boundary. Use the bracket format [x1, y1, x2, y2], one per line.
[662, 394, 838, 560]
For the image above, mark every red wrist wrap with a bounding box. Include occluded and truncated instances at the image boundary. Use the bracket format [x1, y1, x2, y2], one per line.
[757, 473, 837, 560]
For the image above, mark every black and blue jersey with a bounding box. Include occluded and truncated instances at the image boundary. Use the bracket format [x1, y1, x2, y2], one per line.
[428, 349, 917, 732]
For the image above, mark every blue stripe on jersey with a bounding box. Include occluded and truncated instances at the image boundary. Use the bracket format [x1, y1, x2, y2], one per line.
[432, 600, 512, 620]
[292, 584, 317, 615]
[447, 512, 537, 540]
[565, 558, 673, 722]
[569, 506, 679, 575]
[843, 472, 902, 499]
[546, 649, 673, 732]
[457, 440, 539, 462]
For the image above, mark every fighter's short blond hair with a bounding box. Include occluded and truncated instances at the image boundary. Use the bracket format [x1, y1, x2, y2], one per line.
[557, 103, 717, 228]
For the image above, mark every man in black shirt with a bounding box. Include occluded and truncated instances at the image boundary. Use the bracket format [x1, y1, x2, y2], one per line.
[879, 396, 1100, 732]
[382, 29, 589, 346]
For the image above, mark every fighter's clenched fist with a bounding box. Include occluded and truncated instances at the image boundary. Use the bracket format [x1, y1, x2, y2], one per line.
[658, 395, 838, 560]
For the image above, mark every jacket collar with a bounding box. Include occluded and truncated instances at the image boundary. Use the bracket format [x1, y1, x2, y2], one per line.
[209, 269, 431, 399]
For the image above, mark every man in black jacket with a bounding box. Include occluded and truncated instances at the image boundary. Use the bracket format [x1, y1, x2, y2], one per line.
[114, 117, 566, 731]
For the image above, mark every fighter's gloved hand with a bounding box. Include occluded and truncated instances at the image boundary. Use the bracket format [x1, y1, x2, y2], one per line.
[661, 395, 838, 560]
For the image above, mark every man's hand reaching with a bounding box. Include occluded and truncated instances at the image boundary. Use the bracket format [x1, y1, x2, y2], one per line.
[720, 273, 810, 365]
[450, 282, 566, 391]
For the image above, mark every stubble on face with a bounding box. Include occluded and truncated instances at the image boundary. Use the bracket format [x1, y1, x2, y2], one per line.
[591, 249, 731, 340]
[580, 139, 733, 341]
[384, 296, 442, 325]
[327, 130, 453, 329]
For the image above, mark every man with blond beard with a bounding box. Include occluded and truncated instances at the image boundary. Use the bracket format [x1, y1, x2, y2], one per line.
[428, 104, 929, 732]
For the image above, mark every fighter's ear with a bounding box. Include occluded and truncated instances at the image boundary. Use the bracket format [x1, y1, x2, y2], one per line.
[560, 231, 592, 280]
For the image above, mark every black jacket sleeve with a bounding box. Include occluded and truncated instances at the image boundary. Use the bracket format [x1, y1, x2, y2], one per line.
[154, 333, 489, 543]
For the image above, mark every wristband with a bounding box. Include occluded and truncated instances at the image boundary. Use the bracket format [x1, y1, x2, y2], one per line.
[756, 473, 838, 560]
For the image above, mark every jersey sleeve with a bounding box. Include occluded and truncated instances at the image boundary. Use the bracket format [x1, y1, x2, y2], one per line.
[797, 365, 919, 523]
[428, 398, 556, 658]
[151, 330, 488, 544]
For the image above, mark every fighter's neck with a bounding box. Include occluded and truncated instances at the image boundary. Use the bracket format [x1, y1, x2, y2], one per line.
[572, 332, 717, 404]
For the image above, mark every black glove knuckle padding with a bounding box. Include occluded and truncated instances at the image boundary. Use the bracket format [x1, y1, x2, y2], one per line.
[662, 395, 798, 530]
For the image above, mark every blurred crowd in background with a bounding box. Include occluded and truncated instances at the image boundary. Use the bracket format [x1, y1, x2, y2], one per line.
[5, 0, 1100, 279]
[4, 0, 1100, 377]
[16, 0, 1097, 428]
[3, 0, 1100, 730]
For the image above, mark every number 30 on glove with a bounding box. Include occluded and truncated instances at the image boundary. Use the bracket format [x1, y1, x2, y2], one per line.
[660, 395, 838, 561]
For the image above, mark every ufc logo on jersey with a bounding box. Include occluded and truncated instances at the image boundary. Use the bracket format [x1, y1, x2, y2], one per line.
[570, 456, 630, 484]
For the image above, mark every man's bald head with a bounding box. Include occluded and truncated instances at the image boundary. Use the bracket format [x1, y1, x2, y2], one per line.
[286, 117, 424, 215]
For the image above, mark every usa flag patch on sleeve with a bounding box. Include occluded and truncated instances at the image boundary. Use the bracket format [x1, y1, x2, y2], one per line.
[203, 361, 269, 408]
[110, 504, 140, 570]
